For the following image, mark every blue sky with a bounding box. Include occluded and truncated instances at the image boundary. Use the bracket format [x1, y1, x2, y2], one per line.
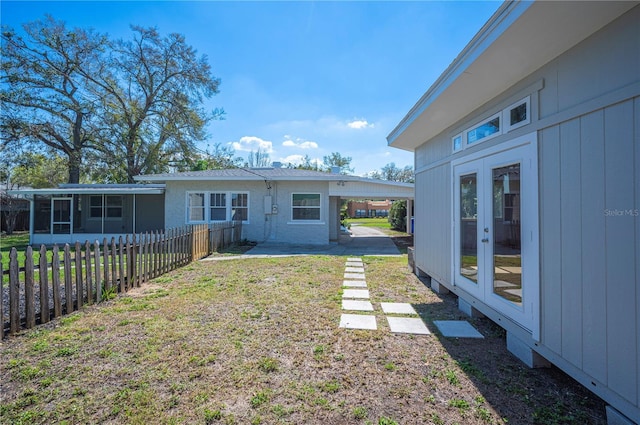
[1, 1, 499, 175]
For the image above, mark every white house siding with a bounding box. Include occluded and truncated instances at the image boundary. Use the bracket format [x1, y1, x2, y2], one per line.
[414, 164, 450, 285]
[163, 180, 330, 245]
[411, 6, 639, 421]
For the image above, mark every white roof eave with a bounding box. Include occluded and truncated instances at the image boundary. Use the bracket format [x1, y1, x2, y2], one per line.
[387, 0, 638, 151]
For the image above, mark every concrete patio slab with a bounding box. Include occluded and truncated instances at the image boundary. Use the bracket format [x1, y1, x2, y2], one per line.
[344, 272, 366, 280]
[345, 261, 363, 267]
[433, 320, 484, 338]
[345, 267, 365, 273]
[380, 302, 417, 315]
[343, 289, 370, 299]
[343, 280, 367, 288]
[347, 257, 362, 262]
[386, 317, 430, 335]
[339, 314, 377, 330]
[342, 299, 374, 311]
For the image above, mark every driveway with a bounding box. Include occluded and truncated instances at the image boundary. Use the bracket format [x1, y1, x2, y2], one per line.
[225, 224, 401, 257]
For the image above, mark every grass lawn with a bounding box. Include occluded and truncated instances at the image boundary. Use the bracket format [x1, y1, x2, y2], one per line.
[1, 256, 605, 425]
[344, 217, 392, 230]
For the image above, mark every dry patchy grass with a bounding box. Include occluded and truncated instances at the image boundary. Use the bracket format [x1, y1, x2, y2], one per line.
[1, 256, 605, 424]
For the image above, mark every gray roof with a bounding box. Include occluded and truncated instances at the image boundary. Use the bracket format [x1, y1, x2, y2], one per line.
[135, 168, 411, 186]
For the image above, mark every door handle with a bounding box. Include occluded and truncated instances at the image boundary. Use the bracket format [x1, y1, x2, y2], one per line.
[481, 238, 489, 243]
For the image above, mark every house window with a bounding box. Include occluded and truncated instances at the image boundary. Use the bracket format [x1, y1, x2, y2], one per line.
[452, 133, 463, 152]
[467, 113, 501, 145]
[188, 193, 205, 222]
[187, 191, 249, 223]
[292, 193, 321, 221]
[504, 96, 530, 132]
[210, 193, 226, 221]
[89, 195, 123, 219]
[231, 193, 248, 221]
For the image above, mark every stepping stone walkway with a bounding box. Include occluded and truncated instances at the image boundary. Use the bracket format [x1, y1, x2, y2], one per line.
[339, 257, 429, 334]
[339, 258, 483, 338]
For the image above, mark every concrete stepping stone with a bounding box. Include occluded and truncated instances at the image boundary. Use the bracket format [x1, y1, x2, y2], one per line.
[345, 267, 365, 273]
[346, 257, 362, 262]
[344, 272, 366, 280]
[345, 261, 363, 267]
[342, 299, 374, 311]
[381, 302, 417, 315]
[433, 320, 484, 338]
[343, 289, 370, 299]
[340, 314, 377, 330]
[386, 317, 430, 335]
[343, 280, 367, 288]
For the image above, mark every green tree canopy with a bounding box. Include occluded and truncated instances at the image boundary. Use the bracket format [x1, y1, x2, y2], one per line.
[323, 152, 353, 174]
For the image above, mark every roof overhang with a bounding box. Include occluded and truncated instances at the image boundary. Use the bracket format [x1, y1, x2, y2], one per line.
[387, 1, 638, 151]
[9, 185, 166, 196]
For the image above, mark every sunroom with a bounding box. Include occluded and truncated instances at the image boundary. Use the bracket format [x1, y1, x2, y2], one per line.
[11, 184, 165, 245]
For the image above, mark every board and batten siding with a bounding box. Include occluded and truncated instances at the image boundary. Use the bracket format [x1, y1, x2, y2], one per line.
[410, 6, 639, 420]
[539, 98, 639, 412]
[414, 164, 451, 285]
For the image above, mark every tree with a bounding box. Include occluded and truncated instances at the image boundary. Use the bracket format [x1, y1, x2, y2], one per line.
[323, 152, 353, 174]
[369, 162, 414, 183]
[89, 26, 222, 182]
[389, 200, 407, 232]
[175, 143, 243, 171]
[289, 154, 322, 171]
[245, 148, 271, 168]
[1, 17, 108, 184]
[7, 151, 68, 188]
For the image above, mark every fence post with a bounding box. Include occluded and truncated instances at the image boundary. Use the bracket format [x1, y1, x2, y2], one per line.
[64, 244, 73, 314]
[39, 245, 50, 323]
[129, 233, 140, 288]
[75, 241, 83, 310]
[142, 232, 148, 284]
[125, 234, 132, 288]
[85, 241, 93, 305]
[118, 236, 125, 292]
[25, 247, 35, 329]
[94, 241, 102, 303]
[51, 245, 62, 318]
[9, 248, 19, 334]
[102, 238, 110, 297]
[111, 238, 117, 292]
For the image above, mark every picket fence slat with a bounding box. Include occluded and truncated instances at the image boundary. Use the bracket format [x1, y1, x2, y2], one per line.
[75, 241, 83, 310]
[2, 221, 241, 337]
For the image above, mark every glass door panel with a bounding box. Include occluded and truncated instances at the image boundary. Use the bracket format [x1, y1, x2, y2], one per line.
[492, 164, 522, 305]
[460, 173, 478, 283]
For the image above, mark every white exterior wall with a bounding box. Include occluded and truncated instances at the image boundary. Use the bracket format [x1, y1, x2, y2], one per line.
[164, 180, 330, 245]
[412, 6, 640, 421]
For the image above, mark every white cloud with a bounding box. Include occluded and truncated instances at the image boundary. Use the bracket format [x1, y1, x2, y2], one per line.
[282, 136, 318, 149]
[347, 119, 374, 129]
[278, 154, 323, 167]
[231, 136, 273, 153]
[280, 154, 305, 164]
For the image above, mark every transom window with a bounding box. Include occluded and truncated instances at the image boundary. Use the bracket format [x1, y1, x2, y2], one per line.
[452, 96, 531, 153]
[187, 191, 249, 223]
[292, 193, 321, 221]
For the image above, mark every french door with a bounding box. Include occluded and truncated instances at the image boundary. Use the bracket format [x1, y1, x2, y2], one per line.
[453, 136, 539, 335]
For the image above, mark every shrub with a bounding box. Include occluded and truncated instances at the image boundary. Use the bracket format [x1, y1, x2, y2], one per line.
[388, 200, 407, 231]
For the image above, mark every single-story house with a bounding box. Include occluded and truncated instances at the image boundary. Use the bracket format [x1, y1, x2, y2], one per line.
[387, 1, 639, 423]
[134, 167, 413, 245]
[11, 168, 413, 246]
